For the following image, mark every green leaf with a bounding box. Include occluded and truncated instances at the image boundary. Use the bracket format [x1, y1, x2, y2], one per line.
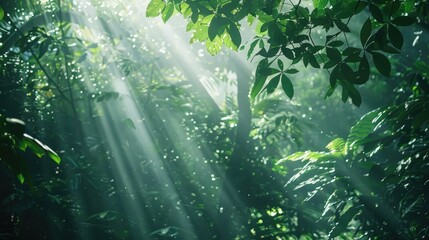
[330, 206, 360, 238]
[162, 2, 175, 22]
[277, 59, 284, 70]
[266, 74, 280, 94]
[76, 53, 87, 63]
[313, 0, 329, 9]
[39, 38, 51, 58]
[369, 4, 384, 22]
[22, 134, 61, 164]
[346, 109, 382, 149]
[326, 138, 346, 154]
[334, 19, 350, 32]
[388, 24, 403, 49]
[335, 1, 367, 19]
[206, 36, 223, 55]
[22, 134, 45, 158]
[356, 56, 370, 84]
[146, 0, 166, 17]
[47, 151, 61, 164]
[251, 59, 269, 98]
[123, 118, 136, 130]
[341, 85, 348, 102]
[324, 86, 335, 99]
[330, 65, 339, 87]
[328, 40, 344, 47]
[285, 69, 299, 74]
[340, 63, 354, 82]
[326, 47, 342, 63]
[281, 74, 294, 99]
[227, 24, 241, 48]
[371, 52, 391, 77]
[281, 47, 294, 60]
[391, 16, 414, 26]
[0, 5, 4, 21]
[360, 18, 372, 47]
[247, 39, 259, 59]
[347, 84, 362, 107]
[309, 54, 320, 68]
[208, 16, 227, 41]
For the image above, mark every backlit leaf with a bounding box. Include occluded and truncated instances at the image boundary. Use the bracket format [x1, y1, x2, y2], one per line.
[146, 0, 165, 17]
[162, 2, 175, 22]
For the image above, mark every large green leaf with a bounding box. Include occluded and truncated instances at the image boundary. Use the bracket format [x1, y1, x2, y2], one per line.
[326, 138, 346, 154]
[346, 109, 382, 149]
[21, 134, 61, 164]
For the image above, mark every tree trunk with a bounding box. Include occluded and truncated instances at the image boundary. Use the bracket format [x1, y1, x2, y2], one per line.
[215, 54, 253, 239]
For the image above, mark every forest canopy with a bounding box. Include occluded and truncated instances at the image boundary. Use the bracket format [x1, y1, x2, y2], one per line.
[0, 0, 428, 239]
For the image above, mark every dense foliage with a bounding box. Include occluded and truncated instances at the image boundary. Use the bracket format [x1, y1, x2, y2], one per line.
[0, 0, 428, 239]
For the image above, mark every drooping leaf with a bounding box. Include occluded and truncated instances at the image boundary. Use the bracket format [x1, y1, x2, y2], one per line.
[281, 47, 294, 59]
[281, 74, 294, 99]
[347, 84, 362, 107]
[208, 16, 227, 41]
[360, 18, 372, 47]
[265, 74, 280, 94]
[250, 59, 269, 98]
[388, 24, 403, 49]
[162, 2, 175, 22]
[247, 39, 259, 59]
[21, 134, 61, 164]
[369, 4, 384, 22]
[372, 52, 391, 77]
[227, 24, 241, 48]
[356, 55, 370, 84]
[334, 19, 350, 32]
[330, 65, 339, 87]
[341, 85, 348, 103]
[277, 59, 284, 70]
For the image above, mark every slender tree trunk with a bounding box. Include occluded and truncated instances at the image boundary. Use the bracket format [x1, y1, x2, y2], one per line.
[215, 54, 253, 239]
